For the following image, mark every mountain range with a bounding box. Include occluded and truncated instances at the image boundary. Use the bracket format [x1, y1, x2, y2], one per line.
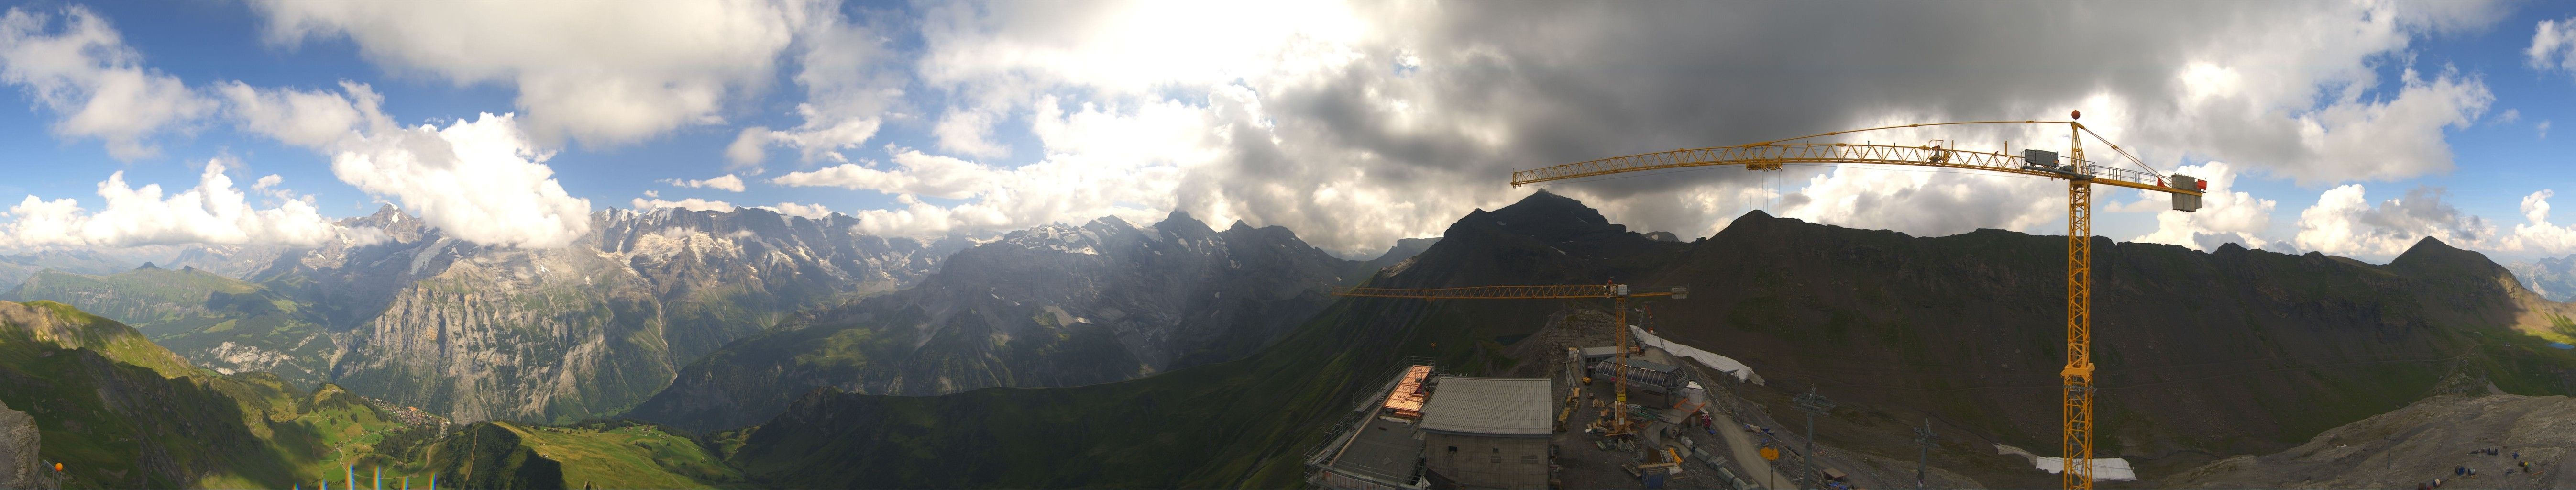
[628, 211, 1414, 432]
[719, 191, 2576, 488]
[9, 190, 2576, 488]
[4, 206, 969, 423]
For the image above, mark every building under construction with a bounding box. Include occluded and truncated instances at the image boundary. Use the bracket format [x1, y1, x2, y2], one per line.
[1307, 364, 1559, 490]
[1416, 377, 1553, 489]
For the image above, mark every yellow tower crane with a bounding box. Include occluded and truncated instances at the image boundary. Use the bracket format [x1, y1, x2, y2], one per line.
[1332, 284, 1685, 434]
[1507, 113, 2204, 490]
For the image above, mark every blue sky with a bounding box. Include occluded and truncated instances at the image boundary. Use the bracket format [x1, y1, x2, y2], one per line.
[0, 1, 930, 220]
[3, 1, 2576, 262]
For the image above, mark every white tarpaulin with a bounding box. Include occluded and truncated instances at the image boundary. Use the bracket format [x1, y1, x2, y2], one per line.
[1995, 444, 2138, 481]
[1630, 325, 1762, 385]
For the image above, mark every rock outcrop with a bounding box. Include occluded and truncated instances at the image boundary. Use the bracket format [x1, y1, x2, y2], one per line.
[0, 399, 50, 490]
[2162, 394, 2576, 488]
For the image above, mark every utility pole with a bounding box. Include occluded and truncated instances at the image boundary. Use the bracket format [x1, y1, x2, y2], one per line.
[1793, 388, 1835, 489]
[1915, 418, 1937, 490]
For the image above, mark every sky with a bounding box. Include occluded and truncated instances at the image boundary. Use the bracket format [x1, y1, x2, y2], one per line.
[2, 1, 2576, 263]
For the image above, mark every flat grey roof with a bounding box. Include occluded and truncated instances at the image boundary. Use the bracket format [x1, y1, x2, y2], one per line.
[1325, 416, 1426, 484]
[1417, 377, 1552, 437]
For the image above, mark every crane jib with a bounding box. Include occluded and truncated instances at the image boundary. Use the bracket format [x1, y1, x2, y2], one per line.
[1519, 119, 2195, 490]
[1509, 143, 2202, 198]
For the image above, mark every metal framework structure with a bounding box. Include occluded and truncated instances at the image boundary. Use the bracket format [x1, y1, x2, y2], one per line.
[1330, 284, 1683, 434]
[1914, 419, 1938, 490]
[1792, 389, 1835, 489]
[1508, 115, 2203, 490]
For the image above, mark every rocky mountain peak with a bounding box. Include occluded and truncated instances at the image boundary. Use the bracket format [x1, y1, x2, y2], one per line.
[1487, 189, 1609, 225]
[2394, 236, 2468, 260]
[1371, 237, 1441, 262]
[1442, 191, 1635, 249]
[1221, 224, 1327, 263]
[1159, 210, 1205, 232]
[2388, 235, 2509, 280]
[1154, 211, 1212, 235]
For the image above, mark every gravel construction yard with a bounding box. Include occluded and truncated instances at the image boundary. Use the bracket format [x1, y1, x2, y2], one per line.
[2159, 394, 2576, 489]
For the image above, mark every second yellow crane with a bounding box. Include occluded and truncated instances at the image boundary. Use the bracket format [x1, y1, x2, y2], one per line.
[1509, 112, 2203, 490]
[1333, 284, 1684, 434]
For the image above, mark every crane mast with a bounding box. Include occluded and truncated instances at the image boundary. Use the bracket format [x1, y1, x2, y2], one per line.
[1508, 114, 2200, 490]
[2060, 120, 2096, 489]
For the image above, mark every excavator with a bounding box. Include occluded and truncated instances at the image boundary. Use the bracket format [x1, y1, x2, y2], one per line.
[1507, 112, 2204, 489]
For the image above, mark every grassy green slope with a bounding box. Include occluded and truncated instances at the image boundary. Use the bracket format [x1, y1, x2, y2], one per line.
[1, 288, 753, 489]
[414, 420, 746, 490]
[2, 268, 336, 389]
[732, 299, 1505, 488]
[0, 300, 416, 489]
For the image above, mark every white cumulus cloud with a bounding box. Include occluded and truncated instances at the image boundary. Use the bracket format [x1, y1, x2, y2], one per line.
[217, 79, 392, 149]
[2532, 17, 2576, 74]
[761, 1, 2505, 256]
[2501, 189, 2576, 255]
[330, 113, 594, 248]
[727, 7, 903, 170]
[0, 159, 356, 252]
[2126, 162, 2279, 251]
[661, 174, 746, 192]
[2292, 185, 2493, 261]
[0, 7, 599, 252]
[769, 146, 994, 199]
[631, 197, 736, 213]
[253, 0, 802, 146]
[0, 6, 213, 160]
[759, 202, 834, 219]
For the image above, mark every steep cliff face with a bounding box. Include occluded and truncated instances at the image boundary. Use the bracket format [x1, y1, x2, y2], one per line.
[589, 208, 965, 363]
[331, 247, 677, 423]
[631, 212, 1368, 432]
